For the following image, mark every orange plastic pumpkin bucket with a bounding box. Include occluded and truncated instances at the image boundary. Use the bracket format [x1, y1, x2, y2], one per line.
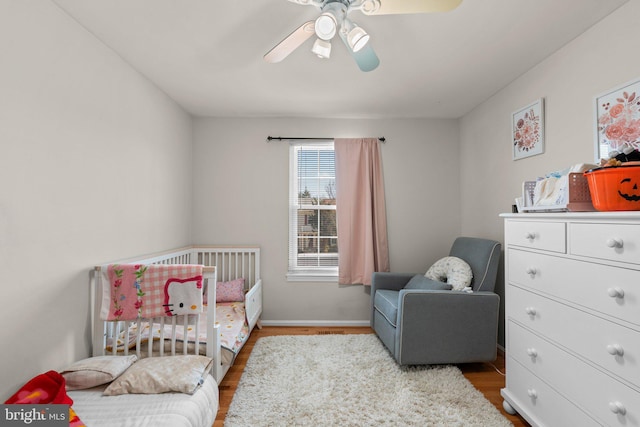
[584, 164, 640, 211]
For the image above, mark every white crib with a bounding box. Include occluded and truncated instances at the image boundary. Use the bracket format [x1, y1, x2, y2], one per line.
[91, 245, 262, 383]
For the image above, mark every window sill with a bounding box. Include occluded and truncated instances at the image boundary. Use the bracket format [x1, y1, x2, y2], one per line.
[286, 271, 338, 283]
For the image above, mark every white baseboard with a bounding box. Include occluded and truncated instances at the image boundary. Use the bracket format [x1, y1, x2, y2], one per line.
[260, 320, 370, 327]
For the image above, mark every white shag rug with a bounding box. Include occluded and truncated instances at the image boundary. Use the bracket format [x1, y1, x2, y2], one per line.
[225, 334, 513, 427]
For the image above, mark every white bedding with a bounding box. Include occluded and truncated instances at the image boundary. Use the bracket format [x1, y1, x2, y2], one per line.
[68, 374, 218, 427]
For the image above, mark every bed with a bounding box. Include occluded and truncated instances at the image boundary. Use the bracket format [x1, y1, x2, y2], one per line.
[67, 374, 219, 427]
[67, 245, 262, 427]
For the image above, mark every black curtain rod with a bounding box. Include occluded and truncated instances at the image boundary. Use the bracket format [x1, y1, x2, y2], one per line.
[267, 136, 386, 142]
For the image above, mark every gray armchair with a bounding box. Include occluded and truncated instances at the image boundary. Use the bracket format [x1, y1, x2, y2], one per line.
[371, 237, 501, 365]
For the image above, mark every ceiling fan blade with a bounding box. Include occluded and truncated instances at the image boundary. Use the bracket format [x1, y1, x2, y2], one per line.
[287, 0, 324, 6]
[264, 21, 315, 63]
[339, 31, 380, 72]
[362, 0, 462, 15]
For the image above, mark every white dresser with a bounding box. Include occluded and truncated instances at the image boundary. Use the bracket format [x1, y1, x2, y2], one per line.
[501, 213, 640, 427]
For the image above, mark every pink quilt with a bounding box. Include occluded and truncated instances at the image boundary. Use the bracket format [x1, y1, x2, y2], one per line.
[214, 302, 250, 354]
[101, 264, 203, 321]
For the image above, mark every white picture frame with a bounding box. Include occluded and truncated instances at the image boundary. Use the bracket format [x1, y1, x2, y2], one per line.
[594, 77, 640, 162]
[512, 98, 545, 160]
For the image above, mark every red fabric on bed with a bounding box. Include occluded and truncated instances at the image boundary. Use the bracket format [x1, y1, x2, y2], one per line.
[5, 370, 72, 405]
[5, 370, 86, 426]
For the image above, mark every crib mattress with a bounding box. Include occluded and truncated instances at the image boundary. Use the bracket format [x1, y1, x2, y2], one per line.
[68, 374, 218, 427]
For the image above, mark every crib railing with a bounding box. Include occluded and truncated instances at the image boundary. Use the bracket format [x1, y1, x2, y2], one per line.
[193, 245, 260, 292]
[101, 293, 212, 358]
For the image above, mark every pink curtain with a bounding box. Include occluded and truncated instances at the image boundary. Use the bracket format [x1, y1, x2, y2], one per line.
[335, 138, 389, 286]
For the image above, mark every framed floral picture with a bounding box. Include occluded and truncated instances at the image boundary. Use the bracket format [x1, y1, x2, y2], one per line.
[594, 77, 640, 161]
[512, 98, 544, 160]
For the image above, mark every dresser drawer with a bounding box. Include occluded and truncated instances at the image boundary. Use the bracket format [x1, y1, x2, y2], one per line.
[505, 220, 566, 253]
[570, 222, 640, 265]
[504, 358, 599, 427]
[507, 285, 640, 389]
[508, 321, 640, 426]
[508, 248, 640, 327]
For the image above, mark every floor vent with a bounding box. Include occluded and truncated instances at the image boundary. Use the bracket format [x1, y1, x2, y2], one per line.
[317, 331, 345, 335]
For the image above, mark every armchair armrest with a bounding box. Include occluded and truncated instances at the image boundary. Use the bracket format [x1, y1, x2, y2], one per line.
[370, 272, 416, 327]
[395, 291, 500, 365]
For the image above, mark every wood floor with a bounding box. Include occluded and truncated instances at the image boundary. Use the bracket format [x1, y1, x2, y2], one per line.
[214, 326, 530, 427]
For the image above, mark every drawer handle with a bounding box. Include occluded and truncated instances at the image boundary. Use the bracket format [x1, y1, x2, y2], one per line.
[525, 307, 537, 316]
[525, 232, 536, 241]
[607, 344, 625, 357]
[606, 238, 624, 249]
[526, 348, 538, 358]
[525, 267, 537, 277]
[607, 287, 625, 299]
[609, 401, 627, 415]
[527, 389, 538, 399]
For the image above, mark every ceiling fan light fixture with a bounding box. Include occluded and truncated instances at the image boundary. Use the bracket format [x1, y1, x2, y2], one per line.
[315, 12, 337, 40]
[312, 38, 332, 58]
[347, 25, 370, 52]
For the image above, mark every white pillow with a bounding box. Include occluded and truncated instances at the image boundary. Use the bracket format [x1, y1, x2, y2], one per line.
[61, 355, 137, 390]
[425, 256, 473, 291]
[103, 355, 213, 396]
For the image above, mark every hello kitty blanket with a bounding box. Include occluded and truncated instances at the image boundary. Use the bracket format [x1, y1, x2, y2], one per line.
[100, 264, 203, 321]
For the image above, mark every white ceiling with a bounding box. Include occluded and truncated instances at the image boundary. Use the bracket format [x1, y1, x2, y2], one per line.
[52, 0, 628, 119]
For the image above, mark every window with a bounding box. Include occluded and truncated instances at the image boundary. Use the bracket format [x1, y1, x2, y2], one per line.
[288, 141, 338, 281]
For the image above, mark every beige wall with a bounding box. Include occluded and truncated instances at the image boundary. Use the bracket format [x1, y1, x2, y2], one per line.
[0, 1, 193, 400]
[192, 117, 461, 324]
[460, 0, 640, 345]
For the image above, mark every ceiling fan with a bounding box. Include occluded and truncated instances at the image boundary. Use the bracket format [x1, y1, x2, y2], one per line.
[264, 0, 462, 72]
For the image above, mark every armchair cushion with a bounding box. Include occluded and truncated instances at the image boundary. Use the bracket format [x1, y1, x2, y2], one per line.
[404, 274, 453, 291]
[425, 256, 473, 290]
